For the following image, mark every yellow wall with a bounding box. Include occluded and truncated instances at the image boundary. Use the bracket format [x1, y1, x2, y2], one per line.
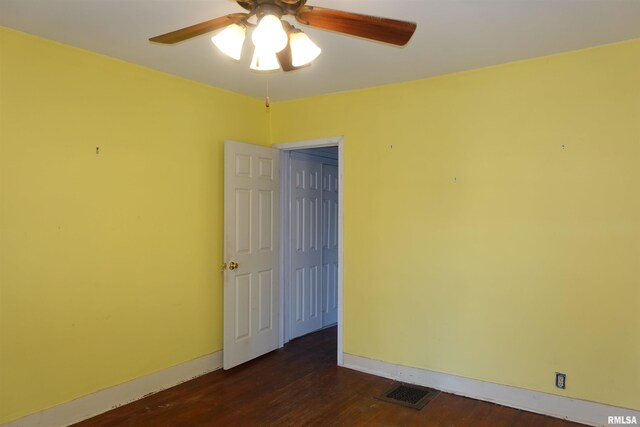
[271, 39, 640, 410]
[0, 27, 269, 423]
[1, 24, 639, 423]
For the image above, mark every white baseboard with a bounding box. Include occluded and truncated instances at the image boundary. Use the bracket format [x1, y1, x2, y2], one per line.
[5, 351, 636, 427]
[343, 353, 639, 427]
[3, 351, 223, 427]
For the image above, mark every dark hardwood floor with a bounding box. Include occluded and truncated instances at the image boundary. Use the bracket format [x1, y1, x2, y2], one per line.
[73, 327, 585, 426]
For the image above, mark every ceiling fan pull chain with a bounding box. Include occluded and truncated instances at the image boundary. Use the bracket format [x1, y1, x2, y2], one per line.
[265, 78, 271, 108]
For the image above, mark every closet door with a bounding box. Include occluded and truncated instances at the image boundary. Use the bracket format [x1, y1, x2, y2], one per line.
[289, 157, 323, 339]
[322, 164, 339, 327]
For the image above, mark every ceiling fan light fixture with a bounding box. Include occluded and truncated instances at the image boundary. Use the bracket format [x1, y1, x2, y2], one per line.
[150, 1, 418, 74]
[289, 30, 322, 67]
[250, 47, 281, 72]
[211, 23, 246, 60]
[252, 14, 288, 53]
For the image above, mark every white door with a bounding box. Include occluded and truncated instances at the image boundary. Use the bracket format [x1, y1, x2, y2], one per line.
[223, 140, 280, 369]
[322, 164, 339, 327]
[289, 157, 323, 339]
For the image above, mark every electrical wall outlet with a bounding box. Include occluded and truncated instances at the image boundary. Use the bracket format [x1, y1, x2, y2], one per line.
[555, 372, 566, 389]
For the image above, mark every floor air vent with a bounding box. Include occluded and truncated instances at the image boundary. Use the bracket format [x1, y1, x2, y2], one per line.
[376, 383, 440, 410]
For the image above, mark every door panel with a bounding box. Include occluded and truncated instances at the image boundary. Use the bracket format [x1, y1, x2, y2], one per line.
[224, 141, 280, 370]
[289, 157, 323, 339]
[322, 164, 339, 326]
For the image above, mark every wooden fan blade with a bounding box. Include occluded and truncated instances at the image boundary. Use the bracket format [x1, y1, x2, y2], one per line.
[149, 14, 246, 44]
[296, 6, 416, 46]
[276, 42, 296, 72]
[276, 40, 309, 72]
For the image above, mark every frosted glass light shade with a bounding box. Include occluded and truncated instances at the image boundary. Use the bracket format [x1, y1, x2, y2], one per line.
[212, 24, 246, 60]
[252, 14, 288, 53]
[250, 48, 280, 71]
[289, 31, 321, 67]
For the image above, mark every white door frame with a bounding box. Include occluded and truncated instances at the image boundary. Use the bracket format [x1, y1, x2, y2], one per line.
[274, 136, 344, 366]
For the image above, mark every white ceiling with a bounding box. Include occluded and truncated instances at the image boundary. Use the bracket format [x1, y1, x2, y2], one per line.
[1, 0, 639, 101]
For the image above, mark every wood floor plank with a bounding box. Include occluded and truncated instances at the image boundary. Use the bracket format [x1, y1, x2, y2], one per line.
[72, 327, 586, 427]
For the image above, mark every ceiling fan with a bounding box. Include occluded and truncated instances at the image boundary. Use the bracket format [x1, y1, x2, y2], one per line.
[149, 0, 417, 72]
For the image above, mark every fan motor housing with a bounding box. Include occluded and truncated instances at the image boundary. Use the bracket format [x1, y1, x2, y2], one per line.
[237, 0, 307, 16]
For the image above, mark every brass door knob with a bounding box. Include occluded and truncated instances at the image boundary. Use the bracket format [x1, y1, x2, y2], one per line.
[228, 261, 239, 271]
